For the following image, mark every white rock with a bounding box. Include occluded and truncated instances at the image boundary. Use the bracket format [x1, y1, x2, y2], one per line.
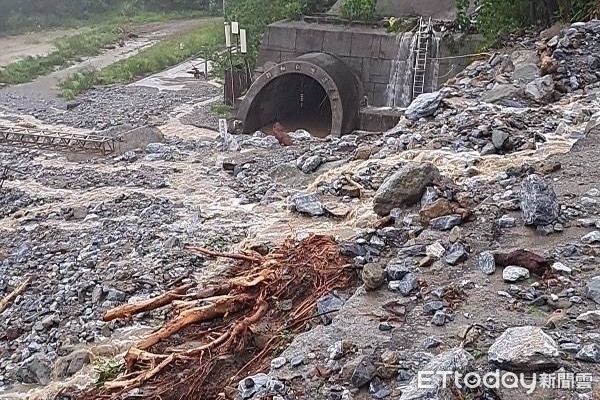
[426, 242, 445, 259]
[551, 262, 571, 275]
[488, 326, 560, 371]
[577, 311, 600, 326]
[581, 231, 600, 244]
[502, 266, 530, 282]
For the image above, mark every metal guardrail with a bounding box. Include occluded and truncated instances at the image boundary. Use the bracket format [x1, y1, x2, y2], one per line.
[0, 125, 117, 155]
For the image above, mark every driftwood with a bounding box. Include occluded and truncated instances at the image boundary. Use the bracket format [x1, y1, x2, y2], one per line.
[103, 284, 193, 321]
[186, 246, 263, 263]
[136, 294, 253, 351]
[80, 234, 354, 400]
[0, 275, 32, 313]
[494, 249, 552, 276]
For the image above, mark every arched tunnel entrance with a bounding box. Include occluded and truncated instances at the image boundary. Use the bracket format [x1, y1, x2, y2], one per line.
[237, 53, 362, 137]
[245, 73, 333, 137]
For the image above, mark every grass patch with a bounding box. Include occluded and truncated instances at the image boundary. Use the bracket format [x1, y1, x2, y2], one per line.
[0, 27, 122, 85]
[92, 357, 124, 386]
[0, 9, 213, 38]
[211, 102, 233, 117]
[60, 19, 223, 99]
[0, 10, 216, 85]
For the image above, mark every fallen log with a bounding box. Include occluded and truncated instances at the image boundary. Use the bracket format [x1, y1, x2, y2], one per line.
[494, 249, 552, 276]
[0, 275, 32, 314]
[187, 246, 263, 263]
[76, 234, 354, 400]
[136, 294, 253, 351]
[103, 283, 193, 321]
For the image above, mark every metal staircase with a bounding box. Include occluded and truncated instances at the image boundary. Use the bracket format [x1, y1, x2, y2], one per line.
[412, 17, 433, 100]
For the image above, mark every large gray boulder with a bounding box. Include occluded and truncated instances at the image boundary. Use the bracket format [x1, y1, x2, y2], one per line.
[373, 163, 441, 216]
[405, 91, 443, 120]
[289, 193, 325, 216]
[482, 83, 521, 104]
[399, 348, 473, 400]
[520, 174, 560, 226]
[488, 326, 560, 371]
[16, 354, 52, 385]
[525, 75, 555, 103]
[511, 50, 540, 84]
[586, 276, 600, 304]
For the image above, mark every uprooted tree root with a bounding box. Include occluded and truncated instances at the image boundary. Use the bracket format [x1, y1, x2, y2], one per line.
[75, 234, 354, 400]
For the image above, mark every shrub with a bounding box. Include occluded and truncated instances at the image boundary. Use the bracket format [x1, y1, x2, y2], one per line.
[340, 0, 376, 21]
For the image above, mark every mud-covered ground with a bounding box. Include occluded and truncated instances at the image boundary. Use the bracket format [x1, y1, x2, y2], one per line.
[1, 18, 600, 400]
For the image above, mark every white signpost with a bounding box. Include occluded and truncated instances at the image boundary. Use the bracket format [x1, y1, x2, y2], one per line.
[218, 118, 228, 138]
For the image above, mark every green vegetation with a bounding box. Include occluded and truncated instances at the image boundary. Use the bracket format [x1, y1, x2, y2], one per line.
[0, 0, 221, 36]
[222, 0, 335, 72]
[60, 20, 223, 99]
[457, 0, 600, 46]
[340, 0, 376, 21]
[211, 102, 233, 116]
[92, 357, 124, 386]
[0, 27, 122, 85]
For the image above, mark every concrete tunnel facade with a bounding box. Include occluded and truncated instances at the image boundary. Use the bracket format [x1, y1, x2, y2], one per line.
[236, 53, 362, 137]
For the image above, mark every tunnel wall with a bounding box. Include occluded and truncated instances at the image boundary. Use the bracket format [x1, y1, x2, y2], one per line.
[256, 20, 483, 107]
[237, 53, 361, 136]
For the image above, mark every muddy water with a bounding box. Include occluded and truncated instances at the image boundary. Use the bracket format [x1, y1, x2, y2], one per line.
[131, 57, 216, 92]
[1, 83, 596, 399]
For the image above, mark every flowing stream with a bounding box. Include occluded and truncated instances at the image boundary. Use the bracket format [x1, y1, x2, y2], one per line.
[385, 30, 442, 108]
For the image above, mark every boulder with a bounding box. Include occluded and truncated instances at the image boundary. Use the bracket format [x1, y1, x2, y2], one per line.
[525, 75, 555, 103]
[488, 326, 560, 371]
[385, 259, 412, 281]
[511, 50, 540, 84]
[502, 266, 530, 282]
[582, 231, 600, 244]
[577, 310, 600, 326]
[405, 91, 443, 120]
[478, 251, 496, 275]
[16, 354, 52, 385]
[350, 356, 377, 388]
[389, 273, 418, 296]
[316, 293, 345, 325]
[512, 63, 540, 84]
[586, 276, 600, 304]
[445, 243, 467, 266]
[53, 350, 91, 378]
[429, 214, 463, 231]
[576, 344, 600, 363]
[373, 163, 441, 216]
[362, 264, 386, 291]
[492, 130, 510, 150]
[299, 155, 323, 173]
[419, 199, 456, 222]
[399, 348, 473, 400]
[237, 373, 285, 399]
[289, 193, 325, 216]
[520, 174, 559, 226]
[482, 84, 521, 104]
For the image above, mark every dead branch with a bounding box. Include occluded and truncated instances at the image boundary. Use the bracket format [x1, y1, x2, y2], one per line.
[136, 294, 253, 350]
[104, 354, 175, 390]
[77, 234, 355, 400]
[0, 275, 32, 314]
[103, 284, 193, 322]
[187, 246, 263, 263]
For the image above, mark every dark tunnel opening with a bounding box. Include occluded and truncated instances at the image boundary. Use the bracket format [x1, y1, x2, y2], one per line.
[245, 73, 333, 138]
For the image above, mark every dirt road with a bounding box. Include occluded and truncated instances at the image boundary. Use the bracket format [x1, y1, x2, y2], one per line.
[0, 17, 220, 98]
[0, 28, 88, 67]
